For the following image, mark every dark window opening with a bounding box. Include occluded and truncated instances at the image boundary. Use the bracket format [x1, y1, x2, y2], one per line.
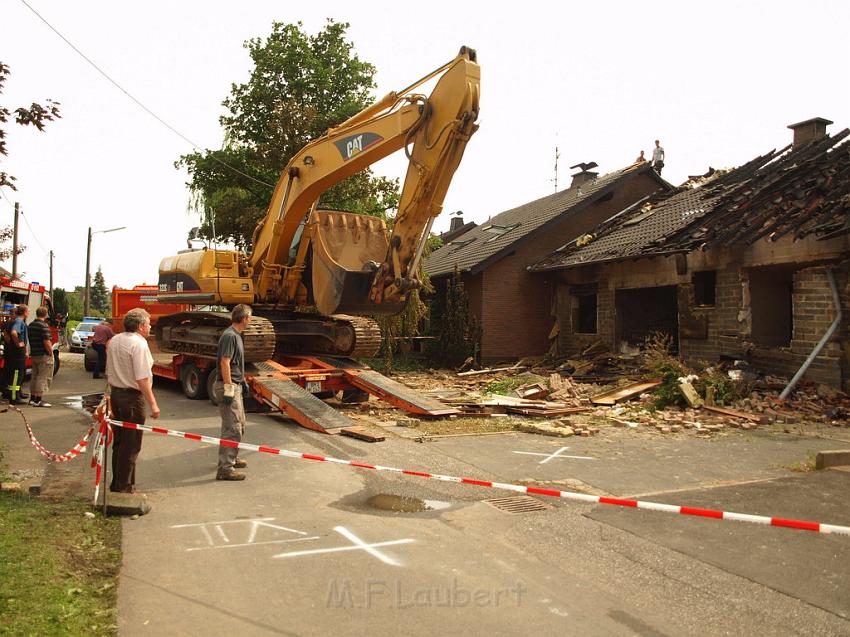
[693, 270, 716, 306]
[750, 266, 794, 347]
[615, 285, 679, 352]
[570, 284, 598, 334]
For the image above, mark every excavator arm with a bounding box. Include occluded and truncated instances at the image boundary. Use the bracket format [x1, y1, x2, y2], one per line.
[250, 46, 480, 314]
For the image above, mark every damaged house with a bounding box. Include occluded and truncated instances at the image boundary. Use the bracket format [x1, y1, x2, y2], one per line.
[425, 162, 671, 361]
[531, 118, 850, 390]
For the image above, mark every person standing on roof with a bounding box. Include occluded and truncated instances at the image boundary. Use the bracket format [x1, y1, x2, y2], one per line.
[214, 304, 251, 481]
[92, 318, 114, 379]
[635, 150, 646, 163]
[652, 140, 665, 174]
[27, 306, 54, 407]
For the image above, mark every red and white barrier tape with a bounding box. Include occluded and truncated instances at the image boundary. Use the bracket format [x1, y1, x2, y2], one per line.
[104, 417, 850, 537]
[11, 406, 95, 463]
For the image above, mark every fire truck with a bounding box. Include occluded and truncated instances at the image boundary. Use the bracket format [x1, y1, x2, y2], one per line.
[0, 274, 61, 374]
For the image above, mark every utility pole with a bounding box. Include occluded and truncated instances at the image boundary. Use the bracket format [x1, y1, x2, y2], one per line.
[84, 227, 92, 317]
[49, 250, 54, 300]
[12, 202, 20, 278]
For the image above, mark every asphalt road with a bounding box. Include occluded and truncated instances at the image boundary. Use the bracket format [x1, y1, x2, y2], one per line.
[10, 359, 850, 636]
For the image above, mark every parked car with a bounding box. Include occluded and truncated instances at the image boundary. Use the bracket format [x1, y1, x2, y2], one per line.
[70, 321, 99, 353]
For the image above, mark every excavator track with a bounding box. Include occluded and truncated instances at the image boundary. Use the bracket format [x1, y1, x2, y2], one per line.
[157, 311, 382, 362]
[155, 312, 277, 362]
[258, 311, 382, 359]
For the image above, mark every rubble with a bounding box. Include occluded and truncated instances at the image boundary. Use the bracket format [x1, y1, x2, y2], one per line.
[379, 342, 850, 438]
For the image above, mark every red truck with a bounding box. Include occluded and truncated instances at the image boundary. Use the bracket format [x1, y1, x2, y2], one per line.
[83, 285, 188, 372]
[0, 275, 61, 374]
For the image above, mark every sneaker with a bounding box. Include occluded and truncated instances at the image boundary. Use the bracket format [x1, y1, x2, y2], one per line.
[28, 399, 40, 406]
[234, 458, 248, 469]
[215, 468, 246, 481]
[37, 401, 52, 408]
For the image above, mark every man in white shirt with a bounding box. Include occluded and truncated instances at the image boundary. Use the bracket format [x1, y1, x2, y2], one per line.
[652, 139, 665, 174]
[106, 308, 160, 494]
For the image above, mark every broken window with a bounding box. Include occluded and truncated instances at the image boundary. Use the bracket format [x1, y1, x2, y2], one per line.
[749, 266, 794, 347]
[692, 270, 716, 306]
[571, 283, 598, 334]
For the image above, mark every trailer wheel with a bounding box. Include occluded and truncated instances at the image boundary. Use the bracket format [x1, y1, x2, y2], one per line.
[181, 362, 209, 400]
[341, 388, 370, 403]
[207, 368, 219, 406]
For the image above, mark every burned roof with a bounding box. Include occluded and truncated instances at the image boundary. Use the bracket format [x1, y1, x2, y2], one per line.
[531, 130, 850, 272]
[425, 163, 667, 278]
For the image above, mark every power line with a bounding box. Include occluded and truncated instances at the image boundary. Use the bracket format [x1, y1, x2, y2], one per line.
[19, 0, 275, 190]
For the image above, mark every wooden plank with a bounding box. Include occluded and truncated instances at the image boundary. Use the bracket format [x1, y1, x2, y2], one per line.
[506, 406, 591, 417]
[340, 426, 385, 442]
[701, 405, 763, 422]
[590, 379, 662, 406]
[457, 365, 527, 377]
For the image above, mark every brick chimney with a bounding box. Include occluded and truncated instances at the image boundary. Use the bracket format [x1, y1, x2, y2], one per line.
[570, 162, 598, 189]
[449, 213, 465, 233]
[788, 117, 833, 148]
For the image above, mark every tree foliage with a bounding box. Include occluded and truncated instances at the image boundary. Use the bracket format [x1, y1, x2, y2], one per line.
[51, 287, 68, 315]
[91, 267, 110, 314]
[0, 62, 60, 261]
[428, 268, 480, 368]
[177, 21, 399, 250]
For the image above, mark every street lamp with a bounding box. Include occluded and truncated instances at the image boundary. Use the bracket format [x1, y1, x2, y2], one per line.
[84, 226, 126, 317]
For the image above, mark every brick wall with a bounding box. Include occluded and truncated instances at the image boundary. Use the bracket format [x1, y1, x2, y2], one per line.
[554, 252, 849, 390]
[478, 174, 662, 361]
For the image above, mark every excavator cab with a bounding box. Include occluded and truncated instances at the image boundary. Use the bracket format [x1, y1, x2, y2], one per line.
[308, 209, 405, 316]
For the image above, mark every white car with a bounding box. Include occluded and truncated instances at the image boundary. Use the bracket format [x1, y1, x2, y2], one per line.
[70, 321, 99, 353]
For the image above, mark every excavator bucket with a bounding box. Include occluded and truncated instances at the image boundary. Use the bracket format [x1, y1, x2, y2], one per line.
[310, 210, 405, 316]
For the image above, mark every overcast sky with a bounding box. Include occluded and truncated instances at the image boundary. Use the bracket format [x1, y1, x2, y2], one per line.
[1, 0, 847, 292]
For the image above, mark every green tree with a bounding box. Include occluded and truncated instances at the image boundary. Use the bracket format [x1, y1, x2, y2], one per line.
[51, 287, 68, 315]
[91, 267, 110, 314]
[0, 62, 60, 260]
[67, 288, 84, 320]
[177, 20, 399, 250]
[428, 268, 480, 368]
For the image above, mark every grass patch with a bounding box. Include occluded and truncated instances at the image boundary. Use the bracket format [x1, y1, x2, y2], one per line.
[483, 374, 546, 396]
[411, 416, 523, 436]
[0, 493, 121, 635]
[784, 452, 818, 473]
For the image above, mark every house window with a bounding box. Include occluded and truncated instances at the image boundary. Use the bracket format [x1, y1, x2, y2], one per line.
[448, 238, 475, 252]
[482, 223, 519, 242]
[571, 284, 598, 334]
[749, 266, 794, 347]
[693, 270, 716, 306]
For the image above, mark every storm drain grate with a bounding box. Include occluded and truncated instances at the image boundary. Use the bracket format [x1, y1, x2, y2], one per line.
[484, 495, 552, 514]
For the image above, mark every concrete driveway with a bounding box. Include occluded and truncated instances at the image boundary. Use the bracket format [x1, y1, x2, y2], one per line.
[5, 359, 850, 635]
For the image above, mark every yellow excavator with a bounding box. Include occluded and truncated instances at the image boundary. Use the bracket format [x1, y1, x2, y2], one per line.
[156, 47, 480, 362]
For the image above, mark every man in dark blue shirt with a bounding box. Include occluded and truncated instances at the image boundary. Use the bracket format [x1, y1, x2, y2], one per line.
[2, 305, 29, 404]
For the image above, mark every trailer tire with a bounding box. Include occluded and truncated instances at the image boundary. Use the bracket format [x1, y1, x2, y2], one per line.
[207, 369, 219, 406]
[341, 388, 370, 404]
[181, 362, 209, 400]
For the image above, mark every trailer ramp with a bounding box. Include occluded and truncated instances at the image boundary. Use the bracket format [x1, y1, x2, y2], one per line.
[251, 377, 353, 434]
[314, 356, 459, 417]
